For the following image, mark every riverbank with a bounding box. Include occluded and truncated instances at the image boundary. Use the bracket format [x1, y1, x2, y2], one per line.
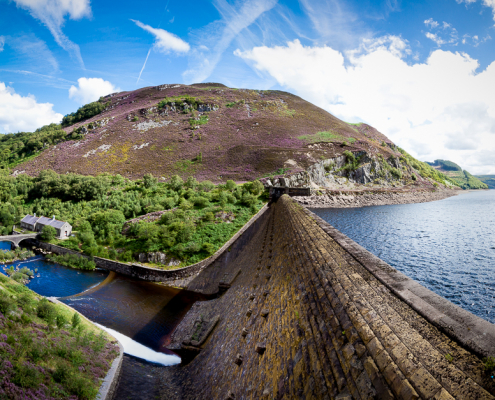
[296, 187, 460, 208]
[0, 274, 121, 399]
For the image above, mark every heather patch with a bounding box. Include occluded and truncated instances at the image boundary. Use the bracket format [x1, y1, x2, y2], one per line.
[11, 83, 414, 183]
[0, 275, 119, 399]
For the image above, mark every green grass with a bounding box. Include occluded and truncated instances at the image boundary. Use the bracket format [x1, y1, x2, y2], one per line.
[298, 131, 356, 144]
[262, 168, 290, 178]
[189, 114, 209, 128]
[0, 274, 118, 399]
[174, 159, 199, 173]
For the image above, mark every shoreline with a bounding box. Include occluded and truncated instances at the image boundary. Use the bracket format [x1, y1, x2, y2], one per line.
[295, 188, 460, 208]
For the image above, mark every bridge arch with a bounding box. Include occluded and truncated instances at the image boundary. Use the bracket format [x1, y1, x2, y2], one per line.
[0, 234, 39, 248]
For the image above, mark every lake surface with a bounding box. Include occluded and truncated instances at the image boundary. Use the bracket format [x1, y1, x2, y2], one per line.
[0, 250, 204, 363]
[311, 190, 495, 324]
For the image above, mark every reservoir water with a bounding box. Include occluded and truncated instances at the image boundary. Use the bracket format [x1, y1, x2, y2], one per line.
[0, 253, 204, 364]
[311, 189, 495, 323]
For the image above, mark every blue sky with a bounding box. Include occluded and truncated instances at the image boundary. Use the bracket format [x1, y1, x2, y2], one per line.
[1, 0, 495, 173]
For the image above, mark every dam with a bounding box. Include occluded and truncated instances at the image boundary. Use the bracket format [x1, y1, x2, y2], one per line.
[156, 195, 495, 399]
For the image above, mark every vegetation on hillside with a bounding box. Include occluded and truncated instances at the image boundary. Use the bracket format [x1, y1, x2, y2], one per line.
[426, 159, 488, 189]
[475, 175, 495, 189]
[426, 159, 462, 172]
[397, 149, 459, 187]
[61, 100, 108, 127]
[0, 169, 266, 267]
[0, 124, 81, 170]
[0, 274, 119, 399]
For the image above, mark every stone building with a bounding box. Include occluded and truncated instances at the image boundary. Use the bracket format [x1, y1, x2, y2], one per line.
[20, 214, 72, 239]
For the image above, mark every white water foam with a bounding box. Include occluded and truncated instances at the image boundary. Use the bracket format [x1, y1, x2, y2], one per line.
[93, 322, 181, 366]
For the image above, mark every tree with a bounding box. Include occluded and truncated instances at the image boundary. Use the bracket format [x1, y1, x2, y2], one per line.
[143, 173, 158, 189]
[40, 225, 57, 241]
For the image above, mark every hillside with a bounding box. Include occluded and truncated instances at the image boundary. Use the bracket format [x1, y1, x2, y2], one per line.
[5, 83, 457, 191]
[475, 175, 495, 189]
[426, 160, 488, 190]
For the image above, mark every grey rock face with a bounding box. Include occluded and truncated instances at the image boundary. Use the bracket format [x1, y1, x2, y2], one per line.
[262, 150, 415, 190]
[138, 252, 180, 267]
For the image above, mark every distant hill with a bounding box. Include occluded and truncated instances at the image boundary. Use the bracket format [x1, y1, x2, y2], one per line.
[2, 83, 458, 191]
[475, 175, 495, 189]
[426, 160, 488, 190]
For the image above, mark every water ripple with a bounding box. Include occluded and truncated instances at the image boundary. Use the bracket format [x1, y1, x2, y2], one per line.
[311, 190, 495, 323]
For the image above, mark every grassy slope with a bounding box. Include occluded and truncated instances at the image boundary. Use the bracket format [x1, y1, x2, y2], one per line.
[12, 83, 400, 182]
[427, 160, 488, 190]
[475, 175, 495, 189]
[0, 274, 119, 399]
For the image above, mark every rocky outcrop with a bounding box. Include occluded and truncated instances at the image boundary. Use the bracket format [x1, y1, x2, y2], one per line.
[137, 252, 180, 267]
[262, 150, 425, 191]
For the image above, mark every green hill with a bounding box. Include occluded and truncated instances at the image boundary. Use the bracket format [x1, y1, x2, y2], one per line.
[475, 175, 495, 189]
[427, 160, 488, 190]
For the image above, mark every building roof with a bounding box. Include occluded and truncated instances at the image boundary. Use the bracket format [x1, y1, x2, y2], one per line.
[23, 215, 70, 229]
[36, 216, 68, 229]
[21, 215, 40, 226]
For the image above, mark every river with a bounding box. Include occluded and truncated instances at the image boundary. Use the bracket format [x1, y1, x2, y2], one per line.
[311, 189, 495, 323]
[0, 253, 205, 365]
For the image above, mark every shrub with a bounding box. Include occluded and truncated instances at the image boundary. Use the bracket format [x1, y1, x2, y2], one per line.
[56, 314, 68, 329]
[40, 225, 57, 241]
[37, 299, 56, 324]
[72, 312, 81, 329]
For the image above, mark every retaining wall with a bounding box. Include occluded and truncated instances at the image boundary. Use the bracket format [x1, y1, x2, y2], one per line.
[33, 203, 270, 283]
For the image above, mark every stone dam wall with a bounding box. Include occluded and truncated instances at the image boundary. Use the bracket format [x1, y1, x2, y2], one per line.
[159, 195, 495, 400]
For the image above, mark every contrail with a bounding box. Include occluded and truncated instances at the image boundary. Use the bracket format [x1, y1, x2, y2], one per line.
[136, 48, 151, 84]
[135, 0, 170, 85]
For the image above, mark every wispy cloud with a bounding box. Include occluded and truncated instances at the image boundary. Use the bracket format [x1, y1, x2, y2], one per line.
[298, 0, 369, 48]
[8, 34, 59, 72]
[183, 0, 278, 83]
[132, 20, 190, 53]
[424, 18, 439, 28]
[456, 0, 495, 22]
[0, 36, 5, 52]
[12, 0, 91, 68]
[424, 20, 459, 46]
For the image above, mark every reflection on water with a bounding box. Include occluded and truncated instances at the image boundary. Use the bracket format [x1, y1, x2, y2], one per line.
[1, 255, 108, 297]
[61, 273, 205, 353]
[0, 241, 12, 251]
[311, 190, 495, 323]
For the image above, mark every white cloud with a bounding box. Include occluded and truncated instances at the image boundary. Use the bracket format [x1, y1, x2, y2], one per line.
[235, 39, 495, 174]
[12, 0, 91, 67]
[456, 0, 495, 22]
[69, 77, 120, 105]
[132, 20, 190, 53]
[426, 32, 447, 46]
[424, 18, 439, 28]
[0, 36, 5, 52]
[183, 0, 277, 83]
[0, 82, 63, 133]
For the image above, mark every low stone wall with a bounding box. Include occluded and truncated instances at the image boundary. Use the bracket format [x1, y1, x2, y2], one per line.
[34, 203, 270, 283]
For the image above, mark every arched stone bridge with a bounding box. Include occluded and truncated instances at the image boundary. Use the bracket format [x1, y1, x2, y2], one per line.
[0, 233, 39, 248]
